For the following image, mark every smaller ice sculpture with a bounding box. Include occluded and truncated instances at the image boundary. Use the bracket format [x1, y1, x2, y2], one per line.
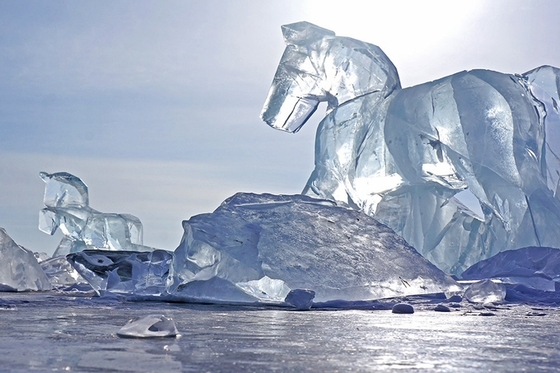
[117, 315, 179, 338]
[168, 193, 459, 304]
[261, 22, 560, 275]
[462, 247, 560, 292]
[66, 250, 173, 296]
[0, 228, 52, 291]
[39, 172, 155, 257]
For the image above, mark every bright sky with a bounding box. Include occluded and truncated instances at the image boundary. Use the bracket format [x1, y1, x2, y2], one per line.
[2, 0, 560, 255]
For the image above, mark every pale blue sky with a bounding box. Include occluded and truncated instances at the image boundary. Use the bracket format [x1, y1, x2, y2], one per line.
[2, 0, 560, 255]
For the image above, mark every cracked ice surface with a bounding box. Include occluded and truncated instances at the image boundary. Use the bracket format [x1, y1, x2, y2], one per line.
[262, 22, 560, 275]
[39, 172, 155, 257]
[168, 193, 459, 304]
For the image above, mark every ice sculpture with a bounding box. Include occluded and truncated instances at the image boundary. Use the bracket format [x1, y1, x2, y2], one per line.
[39, 172, 155, 257]
[0, 228, 52, 291]
[168, 193, 459, 304]
[66, 249, 173, 296]
[262, 22, 560, 275]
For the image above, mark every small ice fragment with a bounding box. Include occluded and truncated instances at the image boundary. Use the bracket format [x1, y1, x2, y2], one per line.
[464, 279, 506, 304]
[117, 315, 178, 338]
[285, 289, 315, 310]
[392, 303, 414, 314]
[434, 304, 451, 312]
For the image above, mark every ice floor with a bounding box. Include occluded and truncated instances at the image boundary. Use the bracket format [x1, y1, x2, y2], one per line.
[1, 293, 559, 372]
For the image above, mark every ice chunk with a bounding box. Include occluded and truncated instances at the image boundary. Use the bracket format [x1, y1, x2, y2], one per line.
[236, 276, 291, 302]
[66, 249, 173, 296]
[0, 228, 52, 291]
[262, 22, 560, 275]
[39, 172, 154, 256]
[39, 256, 91, 291]
[168, 193, 459, 304]
[117, 315, 178, 338]
[462, 246, 560, 292]
[464, 279, 506, 304]
[284, 289, 315, 310]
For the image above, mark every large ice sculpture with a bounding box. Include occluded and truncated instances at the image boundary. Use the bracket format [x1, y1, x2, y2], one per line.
[168, 193, 459, 303]
[261, 22, 560, 275]
[39, 172, 155, 257]
[0, 228, 52, 291]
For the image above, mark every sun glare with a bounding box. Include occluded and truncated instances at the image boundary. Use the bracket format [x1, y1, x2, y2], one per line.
[298, 0, 485, 86]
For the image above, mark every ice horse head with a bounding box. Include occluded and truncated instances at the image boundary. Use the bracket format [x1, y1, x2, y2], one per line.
[261, 21, 401, 133]
[261, 22, 560, 275]
[39, 172, 154, 257]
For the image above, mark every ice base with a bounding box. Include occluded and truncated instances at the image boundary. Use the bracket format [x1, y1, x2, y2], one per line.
[168, 192, 459, 303]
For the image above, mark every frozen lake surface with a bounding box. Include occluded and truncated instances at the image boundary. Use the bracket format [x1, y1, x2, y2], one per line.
[1, 292, 559, 372]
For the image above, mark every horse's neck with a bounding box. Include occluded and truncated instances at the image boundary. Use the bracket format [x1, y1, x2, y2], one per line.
[319, 38, 402, 110]
[324, 84, 398, 114]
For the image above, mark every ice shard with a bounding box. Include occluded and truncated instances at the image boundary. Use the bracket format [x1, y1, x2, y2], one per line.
[169, 193, 459, 304]
[0, 228, 52, 291]
[39, 172, 155, 257]
[262, 21, 560, 275]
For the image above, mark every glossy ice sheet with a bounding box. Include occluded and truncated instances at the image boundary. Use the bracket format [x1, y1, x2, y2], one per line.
[0, 293, 558, 372]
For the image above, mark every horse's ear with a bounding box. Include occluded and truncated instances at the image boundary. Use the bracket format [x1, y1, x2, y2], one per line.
[281, 22, 335, 46]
